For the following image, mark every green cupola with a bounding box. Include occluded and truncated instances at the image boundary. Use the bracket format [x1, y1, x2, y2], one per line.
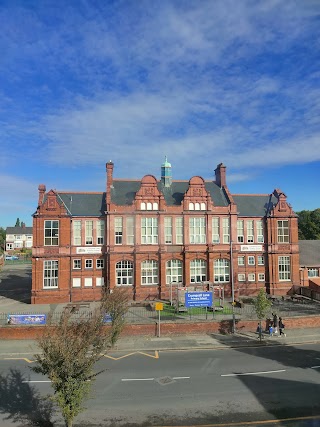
[161, 156, 172, 187]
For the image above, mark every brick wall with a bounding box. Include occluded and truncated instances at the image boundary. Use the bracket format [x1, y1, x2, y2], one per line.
[1, 316, 320, 339]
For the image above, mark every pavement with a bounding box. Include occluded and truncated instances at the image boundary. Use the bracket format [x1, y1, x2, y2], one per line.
[1, 328, 320, 356]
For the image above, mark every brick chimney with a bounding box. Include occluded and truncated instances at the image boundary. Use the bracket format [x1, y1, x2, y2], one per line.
[215, 163, 226, 187]
[38, 184, 46, 206]
[106, 161, 114, 207]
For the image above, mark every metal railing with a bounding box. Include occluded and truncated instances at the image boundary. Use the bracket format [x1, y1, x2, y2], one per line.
[1, 300, 319, 326]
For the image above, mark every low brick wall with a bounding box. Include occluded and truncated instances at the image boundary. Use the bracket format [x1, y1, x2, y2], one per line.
[1, 315, 320, 340]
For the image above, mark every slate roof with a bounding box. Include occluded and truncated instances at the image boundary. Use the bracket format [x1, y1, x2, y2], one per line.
[111, 180, 277, 216]
[299, 240, 320, 267]
[6, 226, 33, 234]
[232, 194, 278, 217]
[56, 193, 106, 217]
[111, 180, 229, 207]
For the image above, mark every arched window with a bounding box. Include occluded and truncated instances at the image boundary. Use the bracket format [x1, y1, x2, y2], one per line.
[166, 259, 183, 284]
[190, 259, 207, 283]
[195, 202, 200, 210]
[147, 202, 152, 210]
[141, 202, 146, 210]
[189, 202, 194, 210]
[116, 260, 133, 286]
[214, 259, 230, 283]
[200, 202, 206, 210]
[141, 260, 158, 285]
[153, 202, 158, 210]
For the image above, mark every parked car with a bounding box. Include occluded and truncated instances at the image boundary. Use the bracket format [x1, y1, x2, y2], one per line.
[5, 255, 19, 260]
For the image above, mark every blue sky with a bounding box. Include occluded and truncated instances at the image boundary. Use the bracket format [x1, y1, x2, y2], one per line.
[1, 0, 319, 228]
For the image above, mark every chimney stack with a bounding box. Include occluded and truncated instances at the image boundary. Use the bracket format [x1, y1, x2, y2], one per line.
[215, 163, 226, 187]
[38, 184, 46, 206]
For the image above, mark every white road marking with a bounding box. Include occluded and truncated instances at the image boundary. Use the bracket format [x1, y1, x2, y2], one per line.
[311, 365, 320, 369]
[121, 378, 154, 381]
[221, 369, 286, 377]
[22, 380, 51, 383]
[172, 376, 190, 379]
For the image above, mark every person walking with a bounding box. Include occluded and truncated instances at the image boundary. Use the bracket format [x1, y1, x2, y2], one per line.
[273, 313, 279, 335]
[279, 317, 286, 337]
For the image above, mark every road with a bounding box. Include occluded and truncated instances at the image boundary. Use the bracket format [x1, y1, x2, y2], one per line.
[0, 343, 320, 426]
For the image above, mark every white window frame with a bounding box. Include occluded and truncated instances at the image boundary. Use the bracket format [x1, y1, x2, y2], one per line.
[164, 217, 172, 244]
[96, 259, 104, 269]
[84, 277, 93, 287]
[258, 255, 264, 265]
[308, 268, 319, 278]
[116, 260, 134, 286]
[141, 260, 158, 285]
[247, 220, 254, 243]
[190, 259, 207, 283]
[214, 259, 230, 283]
[85, 259, 93, 269]
[212, 217, 220, 244]
[277, 220, 289, 243]
[189, 217, 206, 244]
[166, 259, 183, 284]
[73, 259, 81, 270]
[44, 220, 59, 246]
[256, 220, 264, 243]
[238, 273, 245, 282]
[258, 273, 265, 281]
[175, 217, 183, 244]
[248, 273, 255, 282]
[126, 217, 135, 245]
[73, 220, 81, 246]
[248, 256, 255, 266]
[115, 217, 123, 245]
[96, 220, 104, 245]
[222, 218, 230, 243]
[141, 217, 158, 244]
[85, 220, 93, 245]
[279, 256, 291, 281]
[238, 256, 245, 266]
[43, 260, 58, 288]
[72, 278, 81, 287]
[237, 220, 244, 243]
[96, 277, 104, 287]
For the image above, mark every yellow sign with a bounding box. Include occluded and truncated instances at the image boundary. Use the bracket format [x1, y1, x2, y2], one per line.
[155, 302, 164, 311]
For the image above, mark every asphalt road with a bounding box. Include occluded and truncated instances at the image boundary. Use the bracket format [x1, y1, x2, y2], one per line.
[0, 344, 320, 427]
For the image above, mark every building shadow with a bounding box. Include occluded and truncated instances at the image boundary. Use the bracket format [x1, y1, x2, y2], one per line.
[0, 368, 55, 426]
[0, 266, 32, 304]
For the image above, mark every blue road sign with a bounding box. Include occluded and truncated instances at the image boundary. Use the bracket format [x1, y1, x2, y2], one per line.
[185, 291, 213, 308]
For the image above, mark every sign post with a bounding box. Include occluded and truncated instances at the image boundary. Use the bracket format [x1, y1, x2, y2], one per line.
[155, 302, 163, 337]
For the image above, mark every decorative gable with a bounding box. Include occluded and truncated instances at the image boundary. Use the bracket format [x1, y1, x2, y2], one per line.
[183, 176, 213, 211]
[134, 175, 165, 211]
[271, 189, 295, 216]
[39, 190, 68, 216]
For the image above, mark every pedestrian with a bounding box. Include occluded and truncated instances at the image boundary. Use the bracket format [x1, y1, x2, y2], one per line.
[273, 313, 279, 335]
[269, 324, 273, 336]
[279, 317, 286, 337]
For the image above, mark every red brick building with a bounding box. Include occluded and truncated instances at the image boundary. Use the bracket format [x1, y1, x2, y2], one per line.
[31, 160, 300, 304]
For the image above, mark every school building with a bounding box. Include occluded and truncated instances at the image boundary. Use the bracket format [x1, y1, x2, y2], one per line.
[31, 159, 300, 304]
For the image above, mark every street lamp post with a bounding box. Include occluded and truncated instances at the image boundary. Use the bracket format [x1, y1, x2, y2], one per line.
[230, 241, 236, 334]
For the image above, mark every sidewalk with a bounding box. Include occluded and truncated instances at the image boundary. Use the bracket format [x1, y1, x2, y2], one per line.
[1, 328, 320, 356]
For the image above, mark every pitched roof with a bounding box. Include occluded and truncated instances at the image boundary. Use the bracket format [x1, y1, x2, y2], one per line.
[232, 194, 278, 217]
[111, 180, 229, 207]
[299, 240, 320, 267]
[56, 193, 106, 217]
[6, 226, 33, 234]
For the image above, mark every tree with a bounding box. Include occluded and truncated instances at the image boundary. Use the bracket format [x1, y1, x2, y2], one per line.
[297, 208, 320, 240]
[253, 288, 272, 342]
[15, 218, 21, 227]
[0, 227, 5, 251]
[31, 287, 129, 427]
